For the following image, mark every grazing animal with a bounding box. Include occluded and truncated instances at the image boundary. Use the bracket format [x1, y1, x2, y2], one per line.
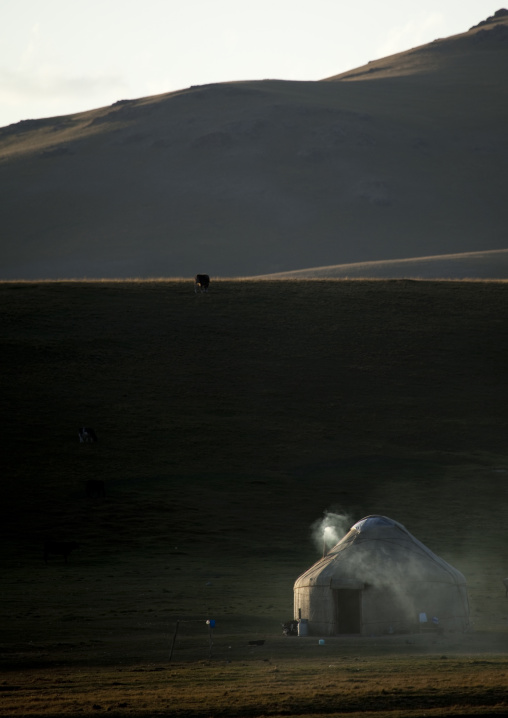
[194, 274, 210, 293]
[503, 578, 508, 597]
[43, 541, 80, 564]
[85, 479, 106, 498]
[79, 427, 98, 443]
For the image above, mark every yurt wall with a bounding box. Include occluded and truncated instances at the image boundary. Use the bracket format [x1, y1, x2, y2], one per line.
[295, 581, 469, 636]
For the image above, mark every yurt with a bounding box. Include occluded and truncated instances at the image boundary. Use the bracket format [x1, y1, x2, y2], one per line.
[294, 515, 469, 636]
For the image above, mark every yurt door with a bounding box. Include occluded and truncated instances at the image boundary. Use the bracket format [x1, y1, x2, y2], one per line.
[334, 589, 361, 634]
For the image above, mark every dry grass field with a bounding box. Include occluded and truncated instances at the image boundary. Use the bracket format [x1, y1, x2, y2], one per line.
[1, 278, 508, 716]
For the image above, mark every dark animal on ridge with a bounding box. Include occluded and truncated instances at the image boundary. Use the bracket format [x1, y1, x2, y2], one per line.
[85, 479, 106, 498]
[79, 427, 98, 443]
[43, 541, 80, 564]
[194, 274, 210, 293]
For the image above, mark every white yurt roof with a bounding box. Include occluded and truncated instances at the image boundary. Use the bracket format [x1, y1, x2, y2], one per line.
[295, 515, 466, 590]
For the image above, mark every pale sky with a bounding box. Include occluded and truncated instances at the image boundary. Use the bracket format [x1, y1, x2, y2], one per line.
[0, 0, 502, 128]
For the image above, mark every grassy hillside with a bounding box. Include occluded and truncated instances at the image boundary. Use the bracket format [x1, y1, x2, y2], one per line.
[2, 279, 508, 673]
[0, 13, 507, 279]
[3, 278, 508, 716]
[327, 9, 508, 85]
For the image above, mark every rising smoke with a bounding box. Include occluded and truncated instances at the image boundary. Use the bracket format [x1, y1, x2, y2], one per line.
[311, 510, 352, 554]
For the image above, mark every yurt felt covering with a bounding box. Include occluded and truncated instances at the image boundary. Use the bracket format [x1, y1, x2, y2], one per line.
[294, 516, 469, 636]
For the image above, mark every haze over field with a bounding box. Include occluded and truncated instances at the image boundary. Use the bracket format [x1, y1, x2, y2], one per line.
[1, 9, 507, 279]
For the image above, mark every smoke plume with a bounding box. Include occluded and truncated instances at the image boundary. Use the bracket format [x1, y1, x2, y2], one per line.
[311, 510, 352, 554]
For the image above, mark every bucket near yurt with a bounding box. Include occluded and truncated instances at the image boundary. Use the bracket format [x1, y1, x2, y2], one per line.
[298, 619, 309, 637]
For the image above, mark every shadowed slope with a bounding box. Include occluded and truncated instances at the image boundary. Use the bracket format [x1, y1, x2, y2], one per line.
[1, 279, 508, 671]
[0, 12, 507, 279]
